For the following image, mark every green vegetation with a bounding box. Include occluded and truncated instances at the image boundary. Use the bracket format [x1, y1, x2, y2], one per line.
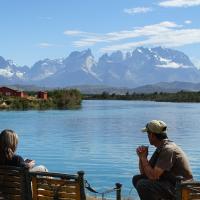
[84, 91, 200, 103]
[0, 89, 82, 110]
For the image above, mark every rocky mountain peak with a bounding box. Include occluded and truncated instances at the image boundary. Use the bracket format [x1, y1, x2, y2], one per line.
[0, 47, 199, 87]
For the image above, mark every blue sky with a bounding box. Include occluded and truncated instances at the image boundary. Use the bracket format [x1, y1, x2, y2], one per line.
[1, 0, 200, 67]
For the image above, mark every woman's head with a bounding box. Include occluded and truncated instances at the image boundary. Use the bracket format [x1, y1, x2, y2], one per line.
[0, 129, 18, 164]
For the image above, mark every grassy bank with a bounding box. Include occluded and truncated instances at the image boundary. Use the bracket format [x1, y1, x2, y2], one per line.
[0, 89, 82, 110]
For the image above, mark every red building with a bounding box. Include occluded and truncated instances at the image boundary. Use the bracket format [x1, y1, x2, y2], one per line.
[0, 87, 25, 97]
[37, 91, 48, 100]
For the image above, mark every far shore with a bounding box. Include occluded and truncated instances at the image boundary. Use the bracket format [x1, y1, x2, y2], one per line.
[83, 91, 200, 103]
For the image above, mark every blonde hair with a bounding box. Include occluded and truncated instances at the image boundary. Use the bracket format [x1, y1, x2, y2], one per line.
[0, 129, 18, 164]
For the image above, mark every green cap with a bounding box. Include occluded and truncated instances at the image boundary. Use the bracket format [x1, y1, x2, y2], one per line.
[141, 120, 167, 134]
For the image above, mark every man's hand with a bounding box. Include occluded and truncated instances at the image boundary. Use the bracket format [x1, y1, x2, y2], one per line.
[136, 145, 148, 158]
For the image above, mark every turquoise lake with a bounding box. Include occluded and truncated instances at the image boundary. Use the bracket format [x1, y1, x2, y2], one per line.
[0, 100, 200, 199]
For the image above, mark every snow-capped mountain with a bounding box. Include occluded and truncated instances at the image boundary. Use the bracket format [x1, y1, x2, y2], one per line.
[0, 47, 200, 87]
[26, 58, 65, 81]
[41, 49, 100, 87]
[0, 56, 29, 84]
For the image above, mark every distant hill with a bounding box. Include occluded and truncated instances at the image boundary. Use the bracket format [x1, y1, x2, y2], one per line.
[66, 81, 200, 94]
[1, 81, 200, 94]
[1, 47, 200, 88]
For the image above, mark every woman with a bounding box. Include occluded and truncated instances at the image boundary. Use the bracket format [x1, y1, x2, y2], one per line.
[0, 129, 47, 171]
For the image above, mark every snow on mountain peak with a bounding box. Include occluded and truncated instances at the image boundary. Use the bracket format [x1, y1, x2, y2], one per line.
[0, 66, 14, 78]
[16, 71, 24, 78]
[81, 55, 99, 78]
[0, 47, 198, 87]
[156, 56, 193, 69]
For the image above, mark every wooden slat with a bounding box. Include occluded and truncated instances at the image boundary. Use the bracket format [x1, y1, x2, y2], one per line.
[1, 181, 21, 188]
[37, 187, 77, 194]
[32, 176, 39, 200]
[37, 196, 77, 200]
[75, 182, 80, 200]
[37, 190, 77, 199]
[0, 194, 22, 200]
[36, 178, 77, 185]
[0, 174, 22, 182]
[190, 193, 200, 199]
[0, 166, 32, 200]
[0, 187, 22, 195]
[30, 171, 85, 200]
[37, 182, 78, 190]
[182, 188, 191, 200]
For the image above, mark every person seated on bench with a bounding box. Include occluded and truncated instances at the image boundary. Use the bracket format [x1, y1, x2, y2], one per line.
[132, 120, 193, 200]
[0, 129, 47, 172]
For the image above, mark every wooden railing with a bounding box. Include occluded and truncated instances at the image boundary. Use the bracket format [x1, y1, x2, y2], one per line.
[176, 179, 200, 200]
[0, 165, 122, 200]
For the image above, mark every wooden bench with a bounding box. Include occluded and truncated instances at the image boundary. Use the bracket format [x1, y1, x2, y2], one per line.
[29, 171, 86, 200]
[176, 179, 200, 200]
[1, 165, 122, 200]
[0, 165, 32, 200]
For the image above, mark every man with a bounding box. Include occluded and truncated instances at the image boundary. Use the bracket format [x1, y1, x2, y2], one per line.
[133, 120, 193, 200]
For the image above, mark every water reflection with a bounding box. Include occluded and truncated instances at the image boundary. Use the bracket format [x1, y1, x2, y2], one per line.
[0, 100, 200, 199]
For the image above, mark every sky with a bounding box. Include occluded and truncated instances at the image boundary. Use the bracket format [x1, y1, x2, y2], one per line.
[0, 0, 200, 68]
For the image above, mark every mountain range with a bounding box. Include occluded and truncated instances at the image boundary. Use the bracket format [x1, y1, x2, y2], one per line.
[1, 46, 200, 88]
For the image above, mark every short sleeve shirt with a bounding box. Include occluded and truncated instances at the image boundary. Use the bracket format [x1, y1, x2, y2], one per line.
[150, 140, 193, 180]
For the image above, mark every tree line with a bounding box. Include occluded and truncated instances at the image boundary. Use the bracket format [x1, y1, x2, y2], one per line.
[83, 91, 200, 103]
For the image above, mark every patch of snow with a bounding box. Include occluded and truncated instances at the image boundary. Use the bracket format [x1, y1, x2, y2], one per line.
[156, 62, 192, 69]
[0, 66, 14, 78]
[16, 71, 24, 78]
[7, 60, 18, 66]
[159, 57, 170, 63]
[148, 48, 153, 53]
[32, 69, 55, 80]
[157, 56, 192, 68]
[153, 54, 159, 58]
[42, 62, 48, 66]
[56, 58, 64, 64]
[136, 48, 142, 53]
[83, 56, 95, 72]
[81, 57, 100, 80]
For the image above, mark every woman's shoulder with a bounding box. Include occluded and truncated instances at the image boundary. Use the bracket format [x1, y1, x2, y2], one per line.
[13, 154, 24, 161]
[12, 154, 25, 166]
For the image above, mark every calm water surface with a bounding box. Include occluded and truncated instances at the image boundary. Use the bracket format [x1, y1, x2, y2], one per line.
[0, 100, 200, 199]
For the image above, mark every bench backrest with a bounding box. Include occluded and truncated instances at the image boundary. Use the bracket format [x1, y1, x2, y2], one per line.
[0, 165, 32, 200]
[176, 181, 200, 200]
[29, 170, 86, 200]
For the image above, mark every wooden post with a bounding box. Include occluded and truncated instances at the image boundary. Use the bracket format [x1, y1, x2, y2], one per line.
[78, 171, 86, 200]
[115, 183, 122, 200]
[175, 176, 183, 200]
[24, 167, 32, 200]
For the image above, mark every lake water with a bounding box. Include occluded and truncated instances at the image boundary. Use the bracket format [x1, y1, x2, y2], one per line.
[0, 100, 200, 199]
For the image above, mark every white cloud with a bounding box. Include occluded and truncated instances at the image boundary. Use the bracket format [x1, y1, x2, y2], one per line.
[124, 7, 152, 14]
[184, 20, 192, 24]
[64, 21, 200, 54]
[71, 21, 180, 47]
[38, 43, 54, 48]
[101, 28, 200, 52]
[159, 0, 200, 7]
[64, 30, 85, 36]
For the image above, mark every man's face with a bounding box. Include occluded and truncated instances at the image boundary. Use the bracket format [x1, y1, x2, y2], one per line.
[147, 132, 154, 145]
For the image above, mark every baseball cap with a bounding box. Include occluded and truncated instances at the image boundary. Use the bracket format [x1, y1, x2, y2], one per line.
[141, 120, 167, 134]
